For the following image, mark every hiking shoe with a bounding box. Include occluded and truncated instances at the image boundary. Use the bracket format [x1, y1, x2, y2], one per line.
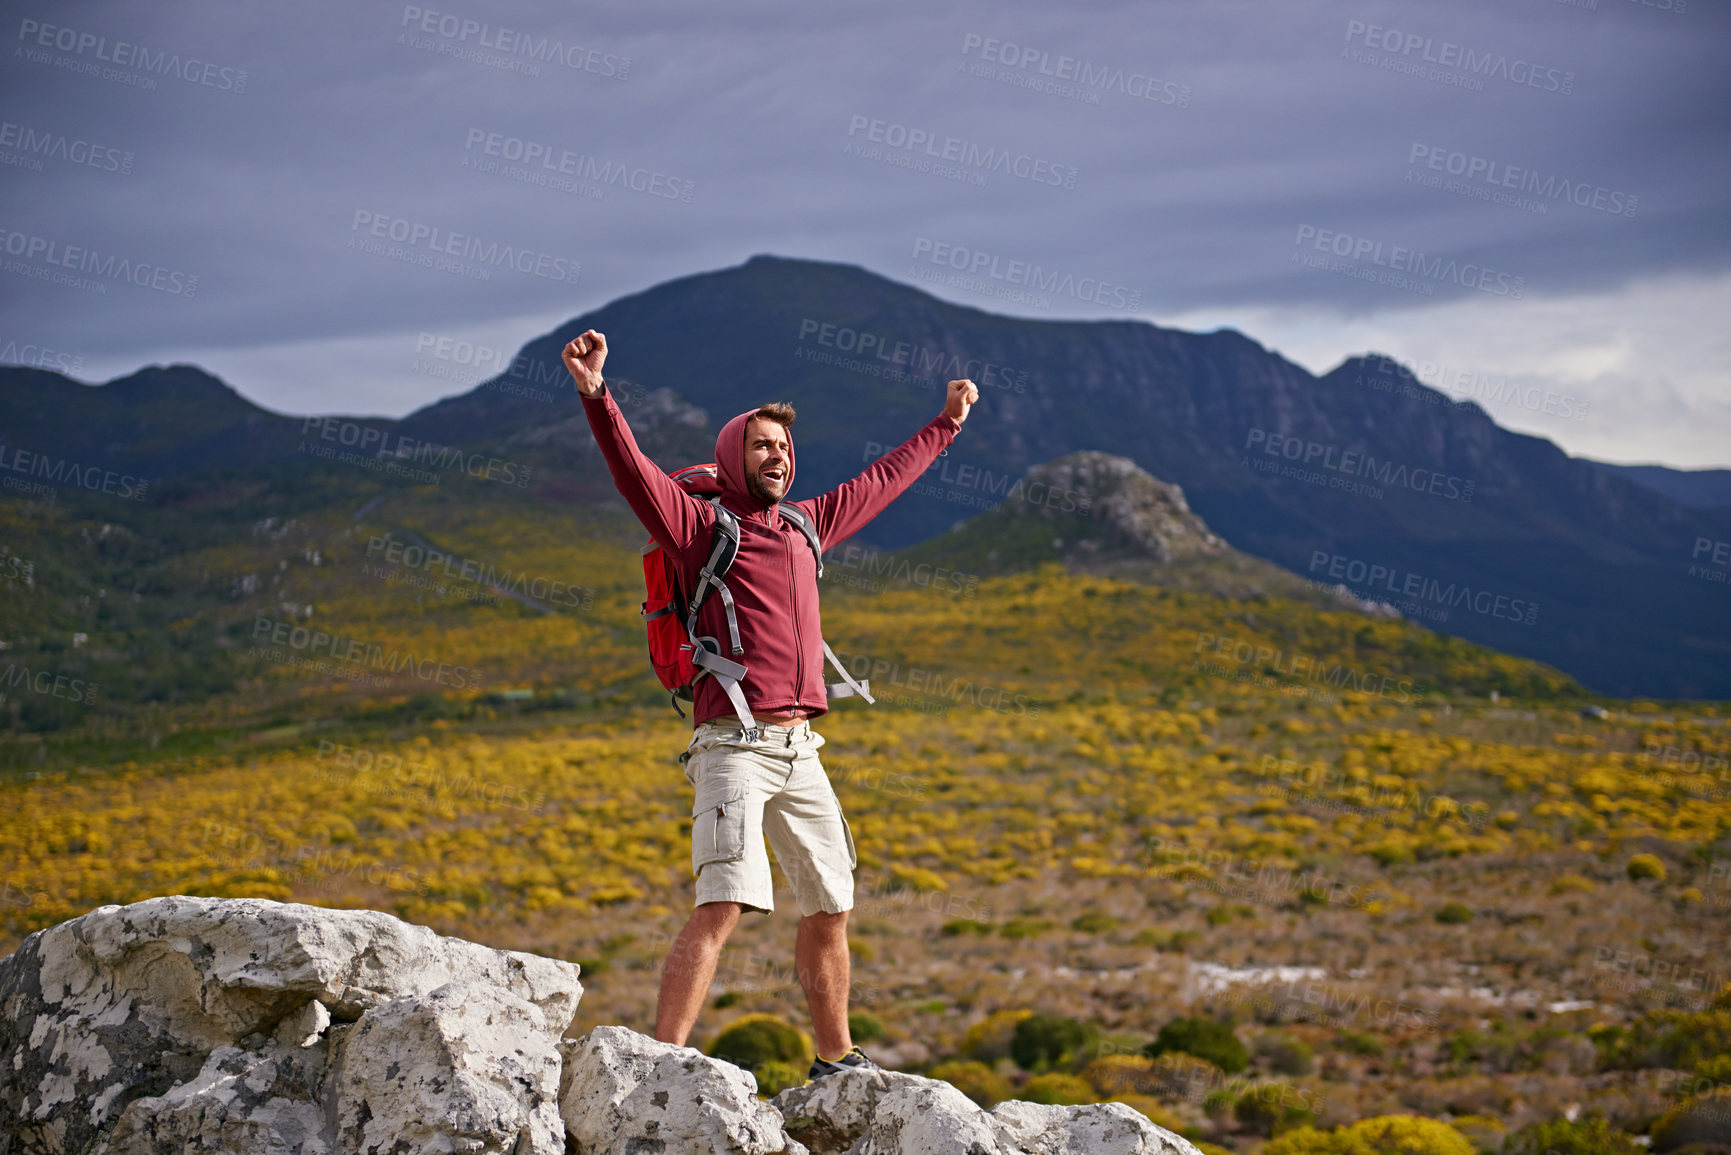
[807, 1046, 879, 1080]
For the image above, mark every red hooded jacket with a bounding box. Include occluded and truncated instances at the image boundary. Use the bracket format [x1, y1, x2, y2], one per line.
[581, 382, 961, 727]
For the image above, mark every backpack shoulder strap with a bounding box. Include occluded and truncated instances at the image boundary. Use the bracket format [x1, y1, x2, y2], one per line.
[776, 502, 823, 578]
[688, 497, 745, 655]
[681, 497, 760, 736]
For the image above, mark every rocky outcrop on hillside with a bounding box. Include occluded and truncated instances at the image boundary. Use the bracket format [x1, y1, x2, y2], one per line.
[0, 897, 1206, 1155]
[501, 381, 711, 463]
[944, 451, 1398, 615]
[1009, 452, 1227, 565]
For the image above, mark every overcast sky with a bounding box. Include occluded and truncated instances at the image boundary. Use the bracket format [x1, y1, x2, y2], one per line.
[3, 0, 1727, 467]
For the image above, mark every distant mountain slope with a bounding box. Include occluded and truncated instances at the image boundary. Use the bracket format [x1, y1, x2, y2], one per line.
[396, 254, 1728, 698]
[1587, 461, 1731, 510]
[900, 450, 1397, 615]
[0, 364, 313, 480]
[4, 253, 1727, 698]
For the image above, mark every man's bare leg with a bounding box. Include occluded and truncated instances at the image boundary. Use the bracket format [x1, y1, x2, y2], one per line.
[654, 900, 743, 1045]
[796, 909, 854, 1058]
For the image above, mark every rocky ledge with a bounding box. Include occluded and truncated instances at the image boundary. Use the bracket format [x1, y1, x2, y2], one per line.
[0, 897, 1205, 1155]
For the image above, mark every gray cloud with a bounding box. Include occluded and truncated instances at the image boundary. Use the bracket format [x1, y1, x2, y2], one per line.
[2, 0, 1726, 460]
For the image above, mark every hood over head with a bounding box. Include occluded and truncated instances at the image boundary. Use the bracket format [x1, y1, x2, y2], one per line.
[716, 406, 794, 510]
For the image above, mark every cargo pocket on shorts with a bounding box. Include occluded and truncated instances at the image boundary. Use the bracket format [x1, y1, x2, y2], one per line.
[692, 785, 749, 876]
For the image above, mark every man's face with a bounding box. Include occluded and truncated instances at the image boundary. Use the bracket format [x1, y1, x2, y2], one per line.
[743, 417, 790, 503]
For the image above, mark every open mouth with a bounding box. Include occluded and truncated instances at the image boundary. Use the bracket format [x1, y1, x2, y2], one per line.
[762, 468, 785, 483]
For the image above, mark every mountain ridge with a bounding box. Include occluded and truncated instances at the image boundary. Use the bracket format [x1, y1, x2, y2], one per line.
[3, 253, 1727, 697]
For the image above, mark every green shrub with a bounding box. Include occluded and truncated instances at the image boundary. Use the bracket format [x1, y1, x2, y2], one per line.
[753, 1060, 805, 1098]
[1336, 1030, 1385, 1056]
[1145, 1016, 1249, 1074]
[1592, 1009, 1731, 1072]
[1650, 1088, 1731, 1153]
[1266, 1115, 1479, 1155]
[1071, 910, 1121, 934]
[1673, 1011, 1731, 1072]
[1350, 1116, 1479, 1155]
[1132, 928, 1201, 951]
[712, 991, 742, 1009]
[1081, 1053, 1161, 1097]
[1449, 1115, 1507, 1155]
[1435, 903, 1475, 924]
[1001, 917, 1056, 939]
[708, 1013, 808, 1072]
[848, 1011, 885, 1043]
[1080, 1033, 1150, 1066]
[1263, 1126, 1352, 1155]
[1205, 903, 1257, 926]
[1234, 1081, 1317, 1137]
[1256, 1032, 1317, 1076]
[962, 1009, 1033, 1062]
[1202, 1088, 1237, 1119]
[1504, 1113, 1644, 1155]
[1627, 854, 1668, 882]
[1011, 1014, 1098, 1070]
[1021, 1072, 1100, 1105]
[941, 918, 994, 936]
[928, 1059, 1013, 1107]
[1696, 1053, 1731, 1082]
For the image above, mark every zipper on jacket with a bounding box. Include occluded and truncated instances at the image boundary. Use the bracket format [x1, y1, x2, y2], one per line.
[785, 514, 805, 710]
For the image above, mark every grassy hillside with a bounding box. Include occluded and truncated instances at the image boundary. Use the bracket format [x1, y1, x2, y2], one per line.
[1, 485, 1727, 1151]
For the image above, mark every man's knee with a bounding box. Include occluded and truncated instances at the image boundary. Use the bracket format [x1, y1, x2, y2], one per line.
[801, 908, 849, 937]
[662, 903, 741, 978]
[687, 900, 744, 942]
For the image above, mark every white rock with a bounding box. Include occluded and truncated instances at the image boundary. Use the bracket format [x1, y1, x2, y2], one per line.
[990, 1100, 1206, 1155]
[561, 1024, 807, 1154]
[332, 982, 565, 1155]
[0, 896, 583, 1152]
[773, 1068, 1002, 1154]
[274, 997, 333, 1049]
[96, 1043, 335, 1154]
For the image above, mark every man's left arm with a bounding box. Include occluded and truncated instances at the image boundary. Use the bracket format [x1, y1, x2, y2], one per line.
[802, 379, 980, 549]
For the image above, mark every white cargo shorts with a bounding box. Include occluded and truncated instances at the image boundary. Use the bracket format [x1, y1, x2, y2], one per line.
[681, 718, 857, 916]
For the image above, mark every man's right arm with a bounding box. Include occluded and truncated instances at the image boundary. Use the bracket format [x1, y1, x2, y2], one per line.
[566, 330, 706, 552]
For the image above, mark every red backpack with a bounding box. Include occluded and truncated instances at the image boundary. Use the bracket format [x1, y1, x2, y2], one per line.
[640, 464, 873, 739]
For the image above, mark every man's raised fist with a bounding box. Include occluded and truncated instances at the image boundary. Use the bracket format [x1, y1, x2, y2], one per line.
[944, 378, 981, 426]
[562, 329, 608, 396]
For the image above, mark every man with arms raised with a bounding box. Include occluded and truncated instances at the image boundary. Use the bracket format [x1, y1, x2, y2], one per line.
[563, 329, 978, 1078]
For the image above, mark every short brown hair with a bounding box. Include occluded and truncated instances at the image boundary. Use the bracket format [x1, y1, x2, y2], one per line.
[752, 401, 796, 429]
